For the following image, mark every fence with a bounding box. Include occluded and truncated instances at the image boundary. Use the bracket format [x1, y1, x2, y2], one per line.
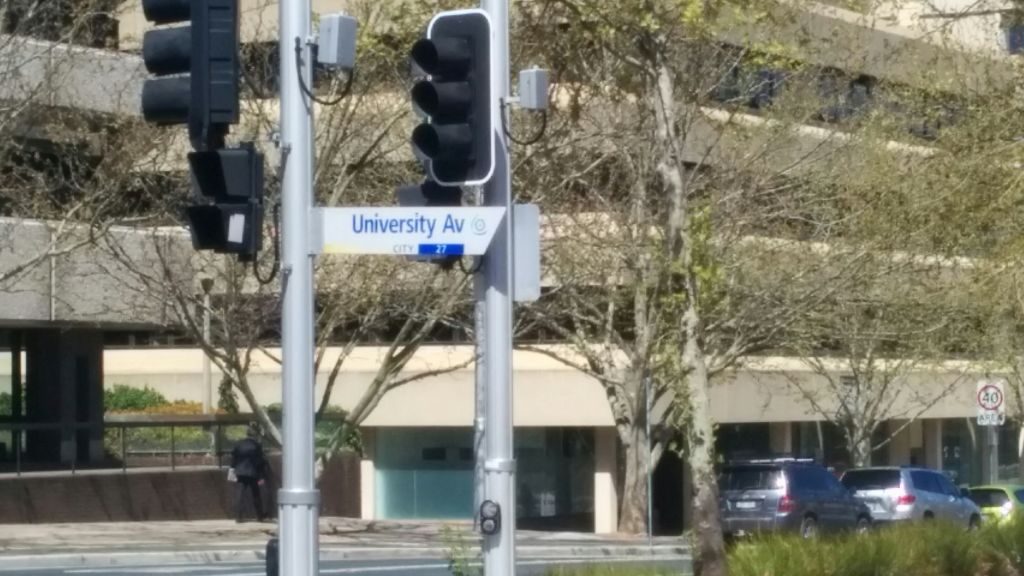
[0, 413, 349, 476]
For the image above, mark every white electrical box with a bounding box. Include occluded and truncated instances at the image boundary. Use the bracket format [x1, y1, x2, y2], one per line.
[318, 13, 358, 71]
[518, 68, 549, 111]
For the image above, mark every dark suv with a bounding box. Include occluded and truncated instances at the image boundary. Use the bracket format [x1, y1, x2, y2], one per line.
[718, 458, 872, 539]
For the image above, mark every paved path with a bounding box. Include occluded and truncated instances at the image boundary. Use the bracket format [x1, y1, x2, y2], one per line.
[2, 556, 691, 575]
[0, 518, 689, 572]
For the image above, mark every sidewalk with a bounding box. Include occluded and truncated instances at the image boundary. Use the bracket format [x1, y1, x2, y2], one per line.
[0, 518, 690, 570]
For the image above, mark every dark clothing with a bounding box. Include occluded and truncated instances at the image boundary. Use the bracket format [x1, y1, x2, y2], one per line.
[236, 477, 265, 522]
[230, 437, 269, 522]
[231, 437, 268, 480]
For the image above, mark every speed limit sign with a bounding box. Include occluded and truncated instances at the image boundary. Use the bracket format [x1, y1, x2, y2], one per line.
[977, 379, 1006, 426]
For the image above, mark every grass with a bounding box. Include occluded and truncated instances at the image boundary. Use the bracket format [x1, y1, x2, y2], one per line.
[728, 518, 1024, 576]
[544, 567, 680, 575]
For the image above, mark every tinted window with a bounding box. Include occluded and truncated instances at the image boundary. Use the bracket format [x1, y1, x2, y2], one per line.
[935, 474, 960, 497]
[719, 466, 784, 491]
[970, 489, 1010, 508]
[789, 467, 818, 492]
[910, 471, 941, 494]
[1015, 490, 1024, 503]
[816, 468, 846, 493]
[841, 469, 901, 491]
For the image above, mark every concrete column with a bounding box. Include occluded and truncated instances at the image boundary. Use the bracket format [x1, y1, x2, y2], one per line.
[360, 428, 376, 520]
[594, 427, 618, 534]
[769, 422, 793, 455]
[887, 420, 911, 466]
[923, 419, 943, 470]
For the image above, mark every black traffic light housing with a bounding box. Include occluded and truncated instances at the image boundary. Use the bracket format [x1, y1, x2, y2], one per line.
[410, 9, 493, 186]
[395, 180, 463, 270]
[186, 143, 264, 259]
[141, 0, 241, 151]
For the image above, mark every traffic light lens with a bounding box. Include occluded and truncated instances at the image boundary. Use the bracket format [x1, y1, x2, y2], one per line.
[143, 0, 190, 25]
[411, 37, 471, 77]
[142, 76, 191, 124]
[413, 124, 473, 160]
[412, 81, 473, 118]
[142, 26, 192, 75]
[412, 124, 441, 158]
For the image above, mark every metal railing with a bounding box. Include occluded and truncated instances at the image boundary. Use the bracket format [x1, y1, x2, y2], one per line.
[0, 413, 345, 476]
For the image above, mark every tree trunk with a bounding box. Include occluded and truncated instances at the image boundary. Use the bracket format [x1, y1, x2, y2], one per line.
[618, 424, 652, 534]
[686, 364, 727, 576]
[847, 430, 873, 468]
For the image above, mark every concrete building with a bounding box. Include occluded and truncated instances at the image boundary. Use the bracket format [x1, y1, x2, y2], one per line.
[0, 0, 1020, 533]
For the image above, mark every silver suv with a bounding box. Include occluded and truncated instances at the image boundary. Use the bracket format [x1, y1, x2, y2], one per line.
[840, 467, 982, 529]
[719, 458, 872, 539]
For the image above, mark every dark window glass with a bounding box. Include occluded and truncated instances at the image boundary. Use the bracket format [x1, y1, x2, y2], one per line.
[719, 466, 784, 491]
[910, 471, 940, 494]
[421, 448, 446, 461]
[1015, 490, 1024, 503]
[970, 489, 1010, 508]
[841, 469, 901, 491]
[935, 474, 960, 497]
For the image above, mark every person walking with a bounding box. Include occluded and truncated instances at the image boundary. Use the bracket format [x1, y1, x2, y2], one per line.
[230, 423, 270, 522]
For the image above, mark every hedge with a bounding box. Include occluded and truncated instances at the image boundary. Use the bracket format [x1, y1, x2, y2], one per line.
[729, 518, 1024, 576]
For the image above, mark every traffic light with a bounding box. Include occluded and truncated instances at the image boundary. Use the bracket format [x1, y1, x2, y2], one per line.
[141, 0, 241, 151]
[186, 143, 264, 259]
[410, 9, 493, 186]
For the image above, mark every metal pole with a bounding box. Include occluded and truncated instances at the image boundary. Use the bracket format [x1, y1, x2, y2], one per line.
[279, 0, 320, 574]
[646, 376, 653, 551]
[473, 272, 486, 530]
[480, 1, 515, 574]
[202, 289, 213, 414]
[987, 426, 999, 484]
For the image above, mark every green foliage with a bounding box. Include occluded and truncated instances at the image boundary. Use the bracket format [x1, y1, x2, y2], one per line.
[544, 567, 678, 575]
[104, 385, 168, 412]
[727, 520, 1024, 576]
[0, 392, 10, 416]
[440, 525, 482, 576]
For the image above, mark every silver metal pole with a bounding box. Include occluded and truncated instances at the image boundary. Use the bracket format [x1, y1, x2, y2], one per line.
[202, 290, 212, 414]
[279, 0, 319, 574]
[480, 1, 515, 574]
[646, 376, 653, 550]
[473, 272, 487, 530]
[987, 426, 1000, 484]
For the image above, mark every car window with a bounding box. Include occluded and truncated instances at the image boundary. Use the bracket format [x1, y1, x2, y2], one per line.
[910, 471, 940, 494]
[970, 489, 1010, 508]
[1015, 490, 1024, 503]
[788, 467, 815, 492]
[935, 474, 960, 497]
[841, 469, 901, 491]
[813, 467, 845, 493]
[719, 465, 784, 491]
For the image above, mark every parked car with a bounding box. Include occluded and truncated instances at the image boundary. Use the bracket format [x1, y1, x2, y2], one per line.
[840, 467, 982, 530]
[967, 484, 1024, 525]
[718, 458, 872, 539]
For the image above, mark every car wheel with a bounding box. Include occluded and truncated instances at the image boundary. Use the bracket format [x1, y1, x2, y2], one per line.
[855, 516, 871, 535]
[968, 515, 981, 531]
[800, 515, 818, 539]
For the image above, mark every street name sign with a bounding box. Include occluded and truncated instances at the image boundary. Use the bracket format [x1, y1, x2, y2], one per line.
[977, 378, 1006, 426]
[311, 207, 506, 256]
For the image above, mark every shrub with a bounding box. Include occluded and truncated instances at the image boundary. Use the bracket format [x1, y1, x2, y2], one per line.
[728, 520, 1024, 576]
[543, 567, 679, 575]
[104, 385, 168, 412]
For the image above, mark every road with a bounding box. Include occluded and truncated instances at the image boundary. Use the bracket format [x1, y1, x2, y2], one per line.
[0, 556, 690, 576]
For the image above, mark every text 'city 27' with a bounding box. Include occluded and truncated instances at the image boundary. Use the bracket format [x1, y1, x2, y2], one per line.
[350, 212, 470, 239]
